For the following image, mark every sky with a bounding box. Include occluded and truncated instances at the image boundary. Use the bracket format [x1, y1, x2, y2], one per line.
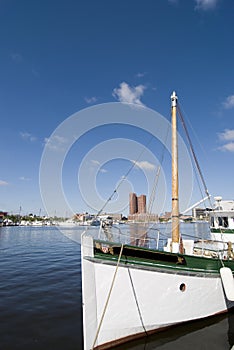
[0, 0, 234, 217]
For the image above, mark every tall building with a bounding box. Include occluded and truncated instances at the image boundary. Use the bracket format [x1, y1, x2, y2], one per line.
[129, 193, 138, 215]
[137, 194, 146, 214]
[129, 193, 146, 215]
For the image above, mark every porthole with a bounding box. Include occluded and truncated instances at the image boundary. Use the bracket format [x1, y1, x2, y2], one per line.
[179, 283, 186, 292]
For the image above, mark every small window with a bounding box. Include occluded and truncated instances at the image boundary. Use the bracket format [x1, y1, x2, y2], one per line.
[218, 217, 222, 226]
[223, 217, 229, 228]
[217, 217, 229, 228]
[179, 283, 186, 292]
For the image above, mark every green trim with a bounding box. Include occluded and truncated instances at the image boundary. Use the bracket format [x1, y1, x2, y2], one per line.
[93, 239, 234, 275]
[211, 229, 234, 234]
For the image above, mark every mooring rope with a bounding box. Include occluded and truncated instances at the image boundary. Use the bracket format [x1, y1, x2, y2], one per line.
[127, 268, 148, 336]
[91, 243, 124, 350]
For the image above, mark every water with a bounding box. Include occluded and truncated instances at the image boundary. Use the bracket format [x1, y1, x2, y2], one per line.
[0, 224, 233, 350]
[0, 226, 82, 350]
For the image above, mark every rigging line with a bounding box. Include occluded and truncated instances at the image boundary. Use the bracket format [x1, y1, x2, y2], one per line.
[95, 132, 157, 218]
[177, 105, 206, 209]
[91, 243, 124, 350]
[190, 151, 207, 211]
[177, 104, 226, 244]
[178, 101, 208, 163]
[177, 104, 212, 205]
[127, 268, 148, 337]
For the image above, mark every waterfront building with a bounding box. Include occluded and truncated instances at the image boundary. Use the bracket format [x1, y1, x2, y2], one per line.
[129, 193, 138, 215]
[129, 193, 146, 215]
[192, 207, 208, 220]
[137, 195, 146, 214]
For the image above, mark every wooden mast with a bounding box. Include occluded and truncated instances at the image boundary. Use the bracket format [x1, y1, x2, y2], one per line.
[171, 91, 180, 253]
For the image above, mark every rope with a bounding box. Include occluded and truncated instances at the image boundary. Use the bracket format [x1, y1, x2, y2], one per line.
[91, 243, 124, 349]
[177, 103, 211, 201]
[127, 268, 148, 336]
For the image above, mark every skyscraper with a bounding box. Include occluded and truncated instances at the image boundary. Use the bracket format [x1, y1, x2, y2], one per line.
[129, 193, 137, 215]
[137, 194, 146, 214]
[129, 193, 146, 214]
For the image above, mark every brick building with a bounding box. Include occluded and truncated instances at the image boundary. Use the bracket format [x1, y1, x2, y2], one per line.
[129, 193, 146, 215]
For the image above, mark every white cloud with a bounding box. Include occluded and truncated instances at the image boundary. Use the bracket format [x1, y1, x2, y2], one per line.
[53, 135, 67, 144]
[0, 180, 8, 186]
[218, 142, 234, 152]
[223, 95, 234, 109]
[112, 82, 146, 106]
[218, 129, 234, 152]
[218, 129, 234, 141]
[20, 132, 37, 142]
[90, 160, 107, 173]
[195, 0, 219, 10]
[99, 168, 107, 173]
[85, 96, 98, 104]
[133, 160, 155, 171]
[44, 135, 67, 151]
[91, 159, 101, 166]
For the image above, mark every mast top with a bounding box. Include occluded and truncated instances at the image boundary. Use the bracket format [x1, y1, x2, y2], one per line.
[171, 91, 178, 107]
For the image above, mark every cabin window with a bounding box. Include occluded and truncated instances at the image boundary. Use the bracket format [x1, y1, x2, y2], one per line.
[223, 217, 228, 227]
[217, 217, 229, 228]
[179, 283, 186, 292]
[211, 217, 214, 227]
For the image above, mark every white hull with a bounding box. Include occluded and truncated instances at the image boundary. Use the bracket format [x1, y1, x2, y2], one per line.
[81, 235, 234, 349]
[211, 231, 234, 244]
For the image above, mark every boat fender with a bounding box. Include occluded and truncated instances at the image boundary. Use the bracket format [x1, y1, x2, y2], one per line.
[220, 267, 234, 301]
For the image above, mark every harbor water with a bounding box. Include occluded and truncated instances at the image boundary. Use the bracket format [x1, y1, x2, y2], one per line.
[0, 224, 234, 350]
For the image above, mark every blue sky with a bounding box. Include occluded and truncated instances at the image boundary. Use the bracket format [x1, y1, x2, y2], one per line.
[0, 0, 234, 217]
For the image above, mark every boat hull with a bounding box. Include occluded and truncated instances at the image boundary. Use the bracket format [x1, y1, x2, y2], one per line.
[81, 236, 234, 350]
[210, 230, 234, 243]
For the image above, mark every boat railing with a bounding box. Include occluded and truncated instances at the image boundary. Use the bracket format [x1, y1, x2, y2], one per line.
[82, 223, 233, 260]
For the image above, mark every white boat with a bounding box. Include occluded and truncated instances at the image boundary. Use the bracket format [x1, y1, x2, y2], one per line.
[81, 92, 234, 350]
[209, 196, 234, 243]
[57, 219, 80, 227]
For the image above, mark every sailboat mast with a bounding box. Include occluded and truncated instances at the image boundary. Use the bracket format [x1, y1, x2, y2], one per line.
[171, 91, 180, 253]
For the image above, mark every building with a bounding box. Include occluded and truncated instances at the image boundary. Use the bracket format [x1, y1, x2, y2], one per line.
[129, 193, 138, 215]
[192, 207, 208, 220]
[159, 211, 172, 222]
[137, 195, 146, 214]
[129, 193, 146, 215]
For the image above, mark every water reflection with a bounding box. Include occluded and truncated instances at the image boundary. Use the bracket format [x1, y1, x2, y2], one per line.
[113, 310, 234, 350]
[129, 224, 149, 248]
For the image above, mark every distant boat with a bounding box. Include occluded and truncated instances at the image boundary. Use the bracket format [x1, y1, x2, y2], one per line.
[57, 219, 79, 227]
[81, 92, 234, 350]
[209, 196, 234, 243]
[90, 219, 101, 227]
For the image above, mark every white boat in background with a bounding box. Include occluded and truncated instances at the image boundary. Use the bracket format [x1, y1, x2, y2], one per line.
[81, 92, 234, 350]
[209, 196, 234, 243]
[57, 219, 80, 227]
